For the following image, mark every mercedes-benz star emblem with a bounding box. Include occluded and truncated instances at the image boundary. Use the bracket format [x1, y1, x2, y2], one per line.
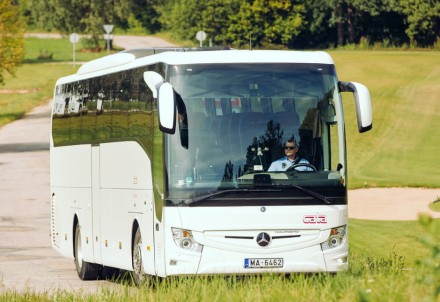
[256, 232, 271, 247]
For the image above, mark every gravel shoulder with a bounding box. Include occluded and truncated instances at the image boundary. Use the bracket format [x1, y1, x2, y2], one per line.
[349, 187, 440, 220]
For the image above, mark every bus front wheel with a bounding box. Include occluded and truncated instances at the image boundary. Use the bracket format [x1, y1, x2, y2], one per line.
[74, 224, 100, 280]
[132, 228, 147, 285]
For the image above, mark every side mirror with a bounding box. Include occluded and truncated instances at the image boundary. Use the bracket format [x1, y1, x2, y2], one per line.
[144, 71, 164, 98]
[158, 83, 176, 134]
[339, 81, 372, 133]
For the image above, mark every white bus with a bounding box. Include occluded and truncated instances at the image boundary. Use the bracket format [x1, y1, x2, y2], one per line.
[50, 48, 372, 284]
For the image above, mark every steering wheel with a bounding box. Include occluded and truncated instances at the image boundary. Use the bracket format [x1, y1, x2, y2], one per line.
[286, 163, 317, 172]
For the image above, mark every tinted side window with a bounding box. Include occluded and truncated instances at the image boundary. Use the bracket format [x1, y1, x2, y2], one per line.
[52, 64, 162, 157]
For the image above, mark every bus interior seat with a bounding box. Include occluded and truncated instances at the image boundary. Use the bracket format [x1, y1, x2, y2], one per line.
[189, 112, 225, 179]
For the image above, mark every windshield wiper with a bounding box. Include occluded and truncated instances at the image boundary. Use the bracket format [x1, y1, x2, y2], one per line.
[289, 185, 332, 204]
[181, 186, 331, 205]
[192, 188, 280, 204]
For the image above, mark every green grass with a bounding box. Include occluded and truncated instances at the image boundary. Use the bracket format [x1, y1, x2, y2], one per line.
[430, 197, 440, 212]
[0, 63, 78, 127]
[24, 37, 117, 63]
[0, 37, 115, 127]
[330, 51, 440, 188]
[0, 218, 438, 301]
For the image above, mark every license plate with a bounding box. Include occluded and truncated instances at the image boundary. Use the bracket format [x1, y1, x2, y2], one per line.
[244, 258, 283, 269]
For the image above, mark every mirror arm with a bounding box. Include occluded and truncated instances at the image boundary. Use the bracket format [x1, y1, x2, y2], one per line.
[338, 81, 355, 93]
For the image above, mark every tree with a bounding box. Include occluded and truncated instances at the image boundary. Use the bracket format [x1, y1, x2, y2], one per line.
[24, 0, 132, 48]
[130, 0, 163, 33]
[225, 0, 305, 49]
[20, 0, 54, 30]
[292, 0, 336, 48]
[21, 0, 439, 49]
[167, 0, 239, 45]
[166, 0, 305, 49]
[324, 0, 379, 46]
[0, 0, 25, 85]
[401, 0, 440, 46]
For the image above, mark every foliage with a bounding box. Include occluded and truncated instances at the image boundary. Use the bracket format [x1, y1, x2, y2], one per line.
[21, 0, 132, 47]
[19, 0, 440, 48]
[417, 214, 440, 299]
[429, 197, 440, 212]
[400, 0, 440, 47]
[129, 0, 163, 34]
[163, 0, 439, 48]
[0, 0, 25, 85]
[166, 0, 240, 46]
[21, 0, 163, 35]
[225, 0, 305, 49]
[165, 0, 306, 49]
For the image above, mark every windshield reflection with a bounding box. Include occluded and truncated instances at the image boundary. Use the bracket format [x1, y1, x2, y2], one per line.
[166, 63, 344, 203]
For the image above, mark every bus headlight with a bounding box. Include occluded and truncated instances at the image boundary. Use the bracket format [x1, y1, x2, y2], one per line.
[321, 225, 347, 251]
[172, 228, 203, 253]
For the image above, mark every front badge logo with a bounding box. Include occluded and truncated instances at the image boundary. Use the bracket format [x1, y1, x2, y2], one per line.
[256, 232, 271, 247]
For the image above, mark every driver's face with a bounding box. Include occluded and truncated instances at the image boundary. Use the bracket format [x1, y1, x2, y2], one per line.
[284, 142, 298, 157]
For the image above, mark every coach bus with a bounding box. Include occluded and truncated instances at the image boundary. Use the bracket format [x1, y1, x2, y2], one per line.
[50, 48, 372, 284]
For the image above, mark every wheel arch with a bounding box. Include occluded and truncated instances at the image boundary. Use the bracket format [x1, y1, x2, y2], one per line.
[72, 214, 79, 258]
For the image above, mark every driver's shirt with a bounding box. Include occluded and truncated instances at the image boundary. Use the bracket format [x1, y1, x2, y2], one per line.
[268, 156, 312, 172]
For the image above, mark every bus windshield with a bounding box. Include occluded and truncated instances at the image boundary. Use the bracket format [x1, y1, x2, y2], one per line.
[165, 63, 346, 206]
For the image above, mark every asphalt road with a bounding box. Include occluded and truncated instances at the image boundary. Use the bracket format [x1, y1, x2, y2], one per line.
[0, 103, 114, 293]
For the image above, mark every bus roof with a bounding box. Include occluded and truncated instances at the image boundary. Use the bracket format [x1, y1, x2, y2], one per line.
[148, 49, 333, 65]
[59, 49, 335, 84]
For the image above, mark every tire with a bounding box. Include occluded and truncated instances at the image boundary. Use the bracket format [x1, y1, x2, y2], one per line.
[131, 227, 148, 286]
[74, 224, 100, 280]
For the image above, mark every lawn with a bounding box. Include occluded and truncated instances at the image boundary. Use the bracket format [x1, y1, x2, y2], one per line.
[0, 37, 117, 127]
[0, 63, 77, 127]
[24, 36, 115, 63]
[330, 51, 440, 188]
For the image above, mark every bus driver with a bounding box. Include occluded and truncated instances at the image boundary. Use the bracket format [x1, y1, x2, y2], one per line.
[268, 138, 312, 172]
